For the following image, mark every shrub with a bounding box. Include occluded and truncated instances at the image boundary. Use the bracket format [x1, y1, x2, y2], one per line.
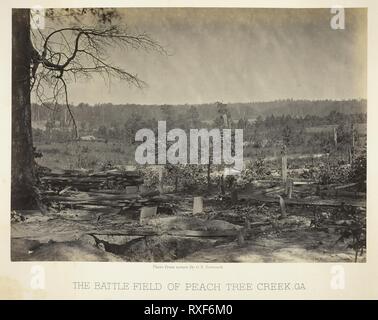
[240, 158, 272, 185]
[349, 153, 366, 191]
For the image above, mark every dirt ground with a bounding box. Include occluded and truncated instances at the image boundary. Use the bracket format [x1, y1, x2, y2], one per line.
[11, 194, 365, 263]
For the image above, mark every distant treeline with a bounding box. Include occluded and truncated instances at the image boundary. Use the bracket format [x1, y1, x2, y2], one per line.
[33, 99, 367, 159]
[31, 99, 367, 127]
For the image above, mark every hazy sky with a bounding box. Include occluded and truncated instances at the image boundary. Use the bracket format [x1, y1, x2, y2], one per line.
[63, 8, 367, 105]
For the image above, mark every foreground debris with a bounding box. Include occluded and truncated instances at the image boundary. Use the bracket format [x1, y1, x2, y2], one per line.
[10, 169, 366, 262]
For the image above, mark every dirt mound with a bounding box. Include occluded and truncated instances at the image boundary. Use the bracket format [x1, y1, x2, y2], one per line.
[118, 235, 219, 262]
[13, 239, 122, 261]
[204, 219, 242, 231]
[11, 239, 42, 261]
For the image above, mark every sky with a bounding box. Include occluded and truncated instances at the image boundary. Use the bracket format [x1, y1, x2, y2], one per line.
[54, 8, 367, 105]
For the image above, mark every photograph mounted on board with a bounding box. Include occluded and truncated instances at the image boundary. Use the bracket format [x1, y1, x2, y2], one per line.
[11, 7, 367, 263]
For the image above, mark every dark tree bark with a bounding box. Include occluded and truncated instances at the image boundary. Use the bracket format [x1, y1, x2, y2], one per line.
[11, 9, 37, 209]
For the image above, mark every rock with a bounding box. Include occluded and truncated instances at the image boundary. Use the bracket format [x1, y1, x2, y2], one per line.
[79, 234, 97, 247]
[97, 242, 106, 251]
[140, 206, 157, 223]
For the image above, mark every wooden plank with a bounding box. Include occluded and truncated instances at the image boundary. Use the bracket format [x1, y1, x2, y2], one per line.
[240, 194, 365, 208]
[293, 181, 316, 186]
[334, 183, 358, 190]
[167, 230, 237, 237]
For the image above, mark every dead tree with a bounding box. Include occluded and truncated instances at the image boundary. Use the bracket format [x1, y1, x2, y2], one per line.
[12, 8, 163, 209]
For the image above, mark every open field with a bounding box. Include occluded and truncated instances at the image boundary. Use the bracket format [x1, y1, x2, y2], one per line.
[35, 141, 137, 171]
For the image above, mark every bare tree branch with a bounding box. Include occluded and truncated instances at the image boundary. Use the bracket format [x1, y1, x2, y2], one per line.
[30, 14, 165, 136]
[59, 77, 78, 137]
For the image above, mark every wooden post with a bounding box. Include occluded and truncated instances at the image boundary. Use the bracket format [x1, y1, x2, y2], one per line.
[281, 154, 287, 183]
[286, 179, 293, 199]
[207, 160, 211, 191]
[278, 195, 287, 218]
[158, 165, 164, 194]
[334, 127, 338, 147]
[281, 144, 287, 183]
[220, 174, 225, 195]
[207, 140, 213, 191]
[351, 123, 355, 164]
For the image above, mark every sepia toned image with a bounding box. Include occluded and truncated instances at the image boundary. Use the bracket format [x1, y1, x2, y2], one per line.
[11, 7, 367, 263]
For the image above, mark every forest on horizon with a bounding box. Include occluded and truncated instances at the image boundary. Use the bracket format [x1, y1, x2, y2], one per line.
[31, 99, 367, 127]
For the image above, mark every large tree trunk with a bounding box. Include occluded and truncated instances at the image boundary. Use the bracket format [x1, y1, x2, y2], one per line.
[11, 9, 37, 209]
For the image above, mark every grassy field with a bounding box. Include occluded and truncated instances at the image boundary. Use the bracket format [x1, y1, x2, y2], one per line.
[35, 140, 138, 171]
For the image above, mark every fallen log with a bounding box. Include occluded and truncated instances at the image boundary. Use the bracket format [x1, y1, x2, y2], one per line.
[44, 192, 141, 202]
[88, 222, 271, 238]
[40, 170, 144, 193]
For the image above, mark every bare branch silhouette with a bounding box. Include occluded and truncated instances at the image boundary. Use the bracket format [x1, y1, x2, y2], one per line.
[30, 14, 165, 138]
